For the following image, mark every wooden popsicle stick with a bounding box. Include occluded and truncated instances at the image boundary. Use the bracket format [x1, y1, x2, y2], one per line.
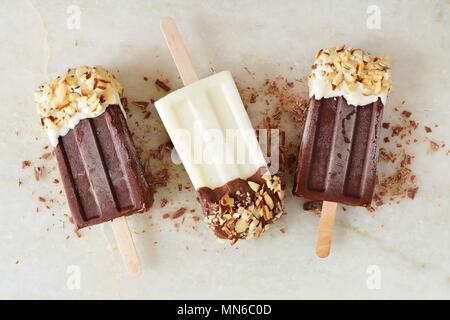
[111, 217, 141, 276]
[316, 201, 338, 258]
[160, 17, 199, 86]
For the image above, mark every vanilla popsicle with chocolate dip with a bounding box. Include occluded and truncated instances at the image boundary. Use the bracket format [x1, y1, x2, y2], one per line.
[155, 18, 284, 244]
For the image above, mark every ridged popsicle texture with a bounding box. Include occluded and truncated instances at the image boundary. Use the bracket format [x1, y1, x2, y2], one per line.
[293, 97, 383, 206]
[55, 105, 154, 228]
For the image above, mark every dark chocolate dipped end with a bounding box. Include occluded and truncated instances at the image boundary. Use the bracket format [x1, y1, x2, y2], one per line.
[197, 167, 284, 244]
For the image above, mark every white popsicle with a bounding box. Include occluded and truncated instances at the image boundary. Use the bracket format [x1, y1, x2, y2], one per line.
[155, 17, 284, 243]
[155, 71, 267, 190]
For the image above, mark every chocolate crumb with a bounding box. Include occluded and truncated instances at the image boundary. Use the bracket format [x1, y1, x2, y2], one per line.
[143, 111, 151, 119]
[171, 208, 187, 220]
[391, 126, 403, 137]
[407, 187, 419, 200]
[40, 152, 53, 160]
[34, 167, 43, 181]
[430, 141, 440, 152]
[150, 168, 170, 187]
[382, 122, 390, 129]
[303, 200, 322, 215]
[22, 160, 31, 168]
[155, 79, 171, 92]
[244, 67, 255, 76]
[401, 111, 412, 118]
[409, 120, 418, 130]
[280, 228, 286, 234]
[162, 213, 170, 219]
[132, 101, 149, 110]
[379, 148, 397, 163]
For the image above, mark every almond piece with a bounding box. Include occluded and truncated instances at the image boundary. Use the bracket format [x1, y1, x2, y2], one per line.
[249, 219, 260, 232]
[332, 72, 344, 87]
[262, 205, 271, 221]
[248, 181, 260, 192]
[261, 172, 272, 181]
[263, 193, 274, 210]
[219, 193, 234, 207]
[235, 219, 248, 233]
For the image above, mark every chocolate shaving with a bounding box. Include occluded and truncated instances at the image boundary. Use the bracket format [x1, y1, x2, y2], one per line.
[22, 160, 31, 169]
[34, 167, 43, 181]
[430, 141, 440, 152]
[391, 126, 403, 137]
[407, 187, 419, 200]
[40, 152, 53, 160]
[149, 168, 169, 187]
[155, 79, 171, 92]
[171, 208, 187, 220]
[160, 198, 168, 208]
[132, 101, 149, 110]
[401, 111, 412, 118]
[379, 148, 397, 163]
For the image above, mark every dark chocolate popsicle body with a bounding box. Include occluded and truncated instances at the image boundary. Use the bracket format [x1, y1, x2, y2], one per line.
[54, 105, 153, 228]
[293, 97, 383, 206]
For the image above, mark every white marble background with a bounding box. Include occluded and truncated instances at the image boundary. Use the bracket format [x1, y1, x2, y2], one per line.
[0, 0, 449, 299]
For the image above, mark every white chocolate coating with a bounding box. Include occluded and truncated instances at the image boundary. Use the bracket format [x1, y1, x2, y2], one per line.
[35, 66, 124, 147]
[308, 46, 391, 106]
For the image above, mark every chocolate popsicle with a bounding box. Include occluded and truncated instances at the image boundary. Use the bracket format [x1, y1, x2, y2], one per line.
[54, 105, 153, 228]
[293, 97, 383, 206]
[35, 66, 153, 273]
[293, 46, 391, 256]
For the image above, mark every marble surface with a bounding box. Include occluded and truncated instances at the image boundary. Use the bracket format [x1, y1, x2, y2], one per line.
[0, 0, 449, 299]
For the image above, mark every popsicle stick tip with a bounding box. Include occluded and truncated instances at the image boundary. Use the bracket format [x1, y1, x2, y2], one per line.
[127, 263, 142, 277]
[160, 16, 175, 28]
[315, 201, 337, 259]
[316, 244, 331, 258]
[111, 217, 142, 277]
